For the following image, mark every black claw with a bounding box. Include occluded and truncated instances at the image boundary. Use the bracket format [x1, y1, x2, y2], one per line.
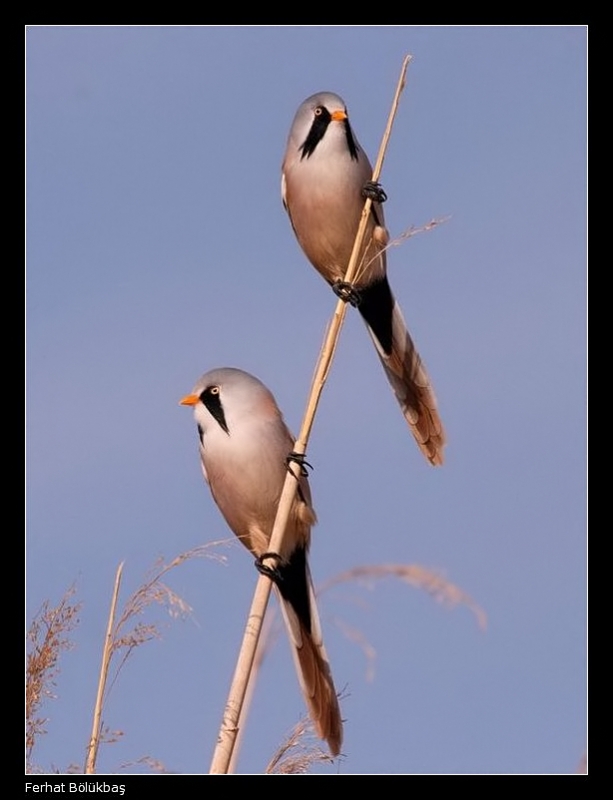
[255, 552, 283, 583]
[286, 451, 313, 478]
[362, 180, 388, 203]
[332, 280, 362, 308]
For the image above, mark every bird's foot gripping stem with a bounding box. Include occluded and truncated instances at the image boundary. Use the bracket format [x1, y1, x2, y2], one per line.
[362, 180, 388, 203]
[332, 280, 362, 308]
[286, 451, 313, 478]
[255, 552, 284, 584]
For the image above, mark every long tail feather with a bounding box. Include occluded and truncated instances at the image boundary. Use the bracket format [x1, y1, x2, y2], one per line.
[358, 276, 446, 466]
[275, 548, 343, 756]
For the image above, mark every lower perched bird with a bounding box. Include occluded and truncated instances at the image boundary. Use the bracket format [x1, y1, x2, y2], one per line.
[282, 91, 445, 465]
[180, 367, 342, 756]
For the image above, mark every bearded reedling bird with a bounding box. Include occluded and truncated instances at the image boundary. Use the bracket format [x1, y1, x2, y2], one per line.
[180, 367, 343, 756]
[282, 91, 445, 466]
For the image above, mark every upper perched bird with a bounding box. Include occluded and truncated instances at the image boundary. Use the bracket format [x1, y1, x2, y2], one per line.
[282, 91, 445, 465]
[181, 367, 343, 755]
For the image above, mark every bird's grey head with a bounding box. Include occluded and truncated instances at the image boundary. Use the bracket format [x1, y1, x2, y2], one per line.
[289, 92, 359, 162]
[180, 367, 280, 440]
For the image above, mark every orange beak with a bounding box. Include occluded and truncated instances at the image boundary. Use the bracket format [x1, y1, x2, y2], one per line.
[331, 110, 347, 122]
[179, 394, 199, 406]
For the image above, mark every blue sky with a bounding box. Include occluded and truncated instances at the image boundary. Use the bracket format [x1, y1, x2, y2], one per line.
[26, 26, 586, 775]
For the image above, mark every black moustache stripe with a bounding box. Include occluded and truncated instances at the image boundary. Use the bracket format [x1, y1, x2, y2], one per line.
[300, 106, 331, 159]
[299, 106, 359, 162]
[200, 390, 229, 435]
[343, 118, 359, 161]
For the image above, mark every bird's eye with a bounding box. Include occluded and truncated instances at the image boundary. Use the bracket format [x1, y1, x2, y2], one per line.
[209, 386, 220, 395]
[314, 106, 324, 116]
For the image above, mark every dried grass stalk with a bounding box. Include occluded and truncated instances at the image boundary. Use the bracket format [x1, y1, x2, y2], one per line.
[26, 587, 81, 771]
[85, 562, 124, 774]
[265, 718, 336, 775]
[84, 545, 224, 773]
[323, 564, 487, 632]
